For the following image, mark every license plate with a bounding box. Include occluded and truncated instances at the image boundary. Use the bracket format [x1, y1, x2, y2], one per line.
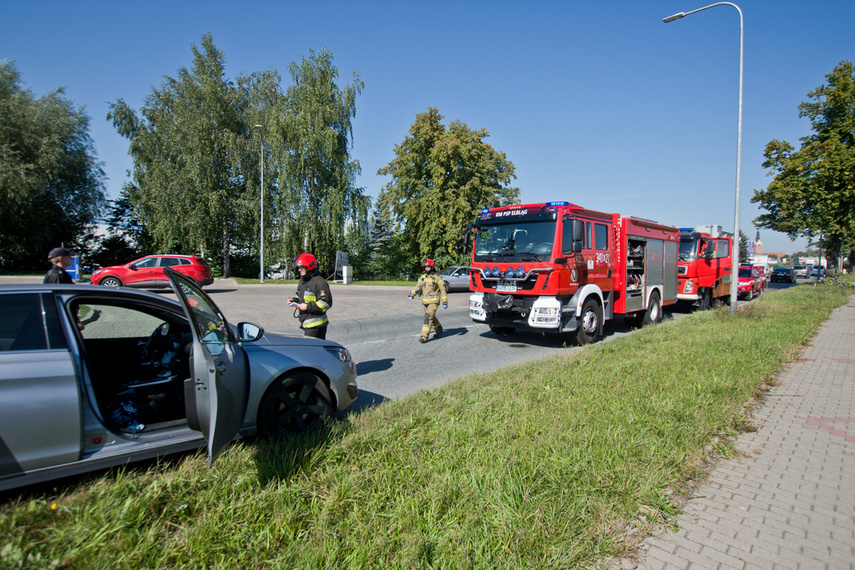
[496, 281, 517, 293]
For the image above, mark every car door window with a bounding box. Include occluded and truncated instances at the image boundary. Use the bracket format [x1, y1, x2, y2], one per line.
[0, 293, 48, 351]
[77, 304, 166, 341]
[73, 301, 192, 431]
[160, 257, 181, 267]
[134, 257, 158, 269]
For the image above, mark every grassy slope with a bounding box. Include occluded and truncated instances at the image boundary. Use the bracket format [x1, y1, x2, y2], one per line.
[1, 285, 850, 569]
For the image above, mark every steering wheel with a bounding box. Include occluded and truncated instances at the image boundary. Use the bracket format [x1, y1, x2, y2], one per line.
[141, 322, 170, 364]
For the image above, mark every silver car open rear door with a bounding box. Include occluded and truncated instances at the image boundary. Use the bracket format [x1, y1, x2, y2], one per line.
[165, 268, 248, 467]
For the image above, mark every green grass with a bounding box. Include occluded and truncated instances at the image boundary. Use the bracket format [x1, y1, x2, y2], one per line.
[1, 286, 850, 569]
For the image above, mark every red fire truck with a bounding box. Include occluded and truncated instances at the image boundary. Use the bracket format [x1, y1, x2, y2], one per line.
[467, 202, 680, 344]
[677, 226, 733, 310]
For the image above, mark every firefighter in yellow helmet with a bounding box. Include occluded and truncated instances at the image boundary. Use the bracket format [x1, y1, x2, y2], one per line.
[408, 258, 448, 343]
[288, 253, 332, 339]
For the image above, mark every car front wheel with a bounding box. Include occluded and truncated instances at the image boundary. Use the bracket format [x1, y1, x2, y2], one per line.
[100, 277, 122, 287]
[258, 372, 332, 435]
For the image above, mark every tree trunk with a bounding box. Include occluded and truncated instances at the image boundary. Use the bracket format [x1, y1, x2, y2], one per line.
[222, 226, 230, 278]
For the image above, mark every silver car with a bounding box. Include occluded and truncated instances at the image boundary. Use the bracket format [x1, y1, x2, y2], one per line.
[0, 269, 358, 491]
[440, 266, 472, 292]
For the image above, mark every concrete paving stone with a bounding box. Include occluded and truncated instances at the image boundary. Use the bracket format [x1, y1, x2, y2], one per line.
[748, 541, 782, 560]
[666, 533, 704, 555]
[697, 543, 742, 567]
[643, 547, 693, 568]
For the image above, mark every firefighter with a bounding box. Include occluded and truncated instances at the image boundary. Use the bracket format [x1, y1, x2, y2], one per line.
[408, 258, 448, 343]
[288, 253, 333, 339]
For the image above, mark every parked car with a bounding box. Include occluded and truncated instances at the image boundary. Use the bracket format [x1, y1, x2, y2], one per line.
[0, 269, 358, 491]
[440, 266, 472, 292]
[792, 265, 808, 278]
[737, 265, 763, 300]
[770, 267, 796, 283]
[810, 266, 825, 278]
[91, 255, 213, 288]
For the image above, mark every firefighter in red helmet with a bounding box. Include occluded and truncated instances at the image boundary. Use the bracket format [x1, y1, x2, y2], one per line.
[288, 252, 333, 339]
[408, 258, 448, 343]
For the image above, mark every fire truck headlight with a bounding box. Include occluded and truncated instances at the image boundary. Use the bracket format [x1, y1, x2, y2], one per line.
[482, 267, 491, 277]
[492, 266, 500, 277]
[505, 267, 515, 279]
[469, 293, 486, 320]
[515, 266, 525, 278]
[529, 297, 561, 328]
[683, 280, 694, 293]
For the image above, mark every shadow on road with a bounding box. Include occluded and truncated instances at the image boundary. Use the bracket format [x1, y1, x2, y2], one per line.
[357, 358, 395, 375]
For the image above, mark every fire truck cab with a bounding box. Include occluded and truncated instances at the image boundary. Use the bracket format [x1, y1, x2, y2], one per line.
[677, 226, 733, 310]
[468, 202, 679, 344]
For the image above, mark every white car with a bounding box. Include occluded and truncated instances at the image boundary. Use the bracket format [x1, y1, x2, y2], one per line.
[0, 269, 358, 491]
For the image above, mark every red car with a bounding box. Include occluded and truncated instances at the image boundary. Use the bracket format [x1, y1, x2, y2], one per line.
[91, 255, 214, 288]
[737, 264, 762, 300]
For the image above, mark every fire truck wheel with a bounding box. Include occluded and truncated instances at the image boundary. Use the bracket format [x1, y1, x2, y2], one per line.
[576, 298, 602, 345]
[699, 289, 712, 311]
[641, 292, 662, 326]
[489, 325, 515, 336]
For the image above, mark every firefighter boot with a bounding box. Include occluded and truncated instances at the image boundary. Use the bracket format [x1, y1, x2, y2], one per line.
[433, 325, 443, 338]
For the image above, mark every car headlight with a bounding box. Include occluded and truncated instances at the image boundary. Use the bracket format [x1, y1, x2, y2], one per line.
[325, 346, 352, 363]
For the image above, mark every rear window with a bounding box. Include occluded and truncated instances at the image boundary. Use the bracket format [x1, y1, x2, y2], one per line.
[195, 257, 210, 267]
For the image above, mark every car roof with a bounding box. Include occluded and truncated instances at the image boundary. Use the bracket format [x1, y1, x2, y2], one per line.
[0, 283, 180, 305]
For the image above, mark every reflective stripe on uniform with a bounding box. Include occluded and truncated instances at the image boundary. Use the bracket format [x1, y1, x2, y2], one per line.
[302, 314, 329, 328]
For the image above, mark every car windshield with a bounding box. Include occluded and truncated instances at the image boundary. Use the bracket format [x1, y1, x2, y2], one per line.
[474, 220, 555, 261]
[739, 268, 752, 278]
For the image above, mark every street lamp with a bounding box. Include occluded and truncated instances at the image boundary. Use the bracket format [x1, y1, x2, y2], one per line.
[254, 124, 265, 283]
[664, 2, 743, 314]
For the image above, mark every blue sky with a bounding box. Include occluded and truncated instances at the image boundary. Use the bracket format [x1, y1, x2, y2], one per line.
[3, 0, 853, 255]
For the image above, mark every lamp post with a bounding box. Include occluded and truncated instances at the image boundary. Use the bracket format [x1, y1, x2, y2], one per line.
[664, 2, 743, 314]
[254, 124, 264, 283]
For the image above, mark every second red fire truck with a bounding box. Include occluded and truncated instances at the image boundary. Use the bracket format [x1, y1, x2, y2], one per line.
[467, 202, 680, 344]
[677, 225, 733, 310]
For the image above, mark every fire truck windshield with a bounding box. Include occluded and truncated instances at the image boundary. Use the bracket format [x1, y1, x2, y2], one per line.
[474, 220, 556, 261]
[679, 239, 699, 261]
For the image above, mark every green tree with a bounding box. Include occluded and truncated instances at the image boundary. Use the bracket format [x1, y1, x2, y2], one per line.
[364, 203, 407, 280]
[268, 48, 369, 274]
[377, 108, 519, 272]
[109, 33, 272, 277]
[752, 60, 855, 270]
[739, 230, 749, 264]
[0, 60, 106, 269]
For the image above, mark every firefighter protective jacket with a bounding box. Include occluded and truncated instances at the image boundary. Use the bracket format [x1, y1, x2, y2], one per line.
[410, 271, 448, 305]
[294, 272, 332, 329]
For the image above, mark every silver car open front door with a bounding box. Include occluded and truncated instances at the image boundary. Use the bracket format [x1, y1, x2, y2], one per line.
[165, 268, 248, 467]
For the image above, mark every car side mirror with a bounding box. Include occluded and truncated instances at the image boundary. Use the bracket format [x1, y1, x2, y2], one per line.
[237, 322, 264, 342]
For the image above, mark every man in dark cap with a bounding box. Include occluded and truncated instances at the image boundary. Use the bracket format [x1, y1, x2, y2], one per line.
[44, 247, 75, 284]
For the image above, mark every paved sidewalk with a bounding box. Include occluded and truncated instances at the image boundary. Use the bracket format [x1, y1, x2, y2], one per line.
[613, 295, 855, 569]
